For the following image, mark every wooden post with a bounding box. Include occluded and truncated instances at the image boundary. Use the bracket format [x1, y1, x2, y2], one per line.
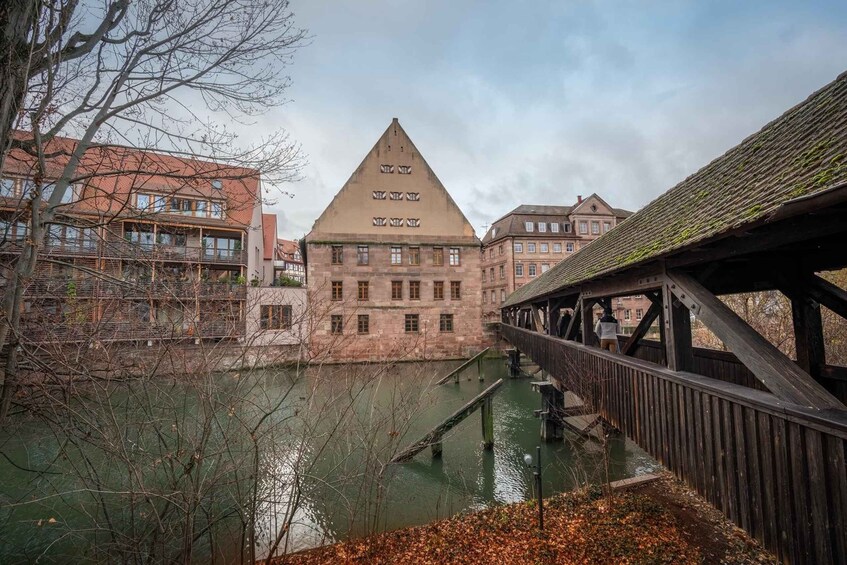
[662, 282, 693, 372]
[481, 396, 494, 450]
[539, 382, 564, 441]
[431, 441, 442, 458]
[477, 357, 485, 381]
[581, 297, 596, 346]
[791, 295, 826, 384]
[548, 298, 560, 337]
[509, 349, 521, 377]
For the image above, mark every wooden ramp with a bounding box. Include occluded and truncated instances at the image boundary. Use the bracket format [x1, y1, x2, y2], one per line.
[390, 378, 503, 463]
[435, 347, 491, 385]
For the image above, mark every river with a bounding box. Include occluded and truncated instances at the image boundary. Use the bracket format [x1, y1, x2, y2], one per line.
[0, 358, 657, 563]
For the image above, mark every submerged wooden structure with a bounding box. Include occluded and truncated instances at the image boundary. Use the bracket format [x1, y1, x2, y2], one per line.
[435, 347, 490, 384]
[391, 378, 503, 463]
[501, 72, 847, 563]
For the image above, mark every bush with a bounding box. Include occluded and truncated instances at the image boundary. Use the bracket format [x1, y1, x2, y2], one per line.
[276, 275, 302, 287]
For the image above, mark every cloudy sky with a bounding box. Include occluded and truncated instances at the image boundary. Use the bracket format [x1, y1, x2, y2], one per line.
[260, 0, 846, 239]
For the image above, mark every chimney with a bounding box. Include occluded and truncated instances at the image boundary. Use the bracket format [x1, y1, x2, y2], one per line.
[577, 195, 583, 204]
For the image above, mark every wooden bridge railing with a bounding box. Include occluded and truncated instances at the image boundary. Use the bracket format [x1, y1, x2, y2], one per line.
[502, 323, 847, 564]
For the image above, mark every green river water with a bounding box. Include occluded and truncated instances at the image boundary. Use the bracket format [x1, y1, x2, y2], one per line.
[0, 358, 657, 563]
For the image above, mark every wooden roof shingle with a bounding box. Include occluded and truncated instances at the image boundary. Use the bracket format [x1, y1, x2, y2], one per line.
[504, 71, 847, 308]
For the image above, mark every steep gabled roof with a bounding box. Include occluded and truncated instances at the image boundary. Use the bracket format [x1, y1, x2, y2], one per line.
[261, 213, 277, 260]
[504, 70, 847, 307]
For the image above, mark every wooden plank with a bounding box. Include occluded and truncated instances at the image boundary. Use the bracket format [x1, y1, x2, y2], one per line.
[667, 270, 843, 410]
[807, 272, 847, 320]
[722, 399, 739, 525]
[712, 396, 728, 514]
[756, 412, 779, 557]
[733, 403, 751, 533]
[564, 298, 582, 341]
[772, 417, 796, 562]
[701, 392, 717, 506]
[824, 435, 847, 561]
[804, 428, 832, 564]
[744, 409, 764, 545]
[435, 347, 491, 385]
[788, 422, 813, 561]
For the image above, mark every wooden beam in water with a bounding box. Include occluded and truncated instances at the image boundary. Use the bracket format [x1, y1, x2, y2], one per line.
[390, 378, 504, 463]
[435, 347, 491, 385]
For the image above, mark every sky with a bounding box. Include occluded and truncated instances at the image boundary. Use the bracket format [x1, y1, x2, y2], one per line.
[256, 0, 847, 240]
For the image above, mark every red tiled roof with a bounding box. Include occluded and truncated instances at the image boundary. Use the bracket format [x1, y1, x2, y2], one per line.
[262, 213, 277, 260]
[3, 134, 260, 230]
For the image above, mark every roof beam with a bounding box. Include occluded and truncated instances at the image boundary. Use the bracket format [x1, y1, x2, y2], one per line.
[621, 294, 661, 356]
[666, 270, 844, 410]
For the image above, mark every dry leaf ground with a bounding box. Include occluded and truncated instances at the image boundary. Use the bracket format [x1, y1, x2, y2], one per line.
[276, 475, 776, 564]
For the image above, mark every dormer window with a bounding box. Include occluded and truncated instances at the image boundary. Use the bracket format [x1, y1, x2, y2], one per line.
[398, 166, 412, 174]
[380, 165, 394, 173]
[373, 191, 387, 200]
[211, 179, 223, 190]
[550, 223, 560, 233]
[390, 192, 403, 200]
[373, 217, 386, 226]
[525, 221, 534, 232]
[538, 223, 547, 233]
[564, 223, 571, 233]
[407, 218, 420, 227]
[406, 192, 420, 201]
[389, 218, 403, 227]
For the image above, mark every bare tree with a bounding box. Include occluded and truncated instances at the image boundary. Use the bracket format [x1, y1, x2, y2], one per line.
[0, 0, 308, 420]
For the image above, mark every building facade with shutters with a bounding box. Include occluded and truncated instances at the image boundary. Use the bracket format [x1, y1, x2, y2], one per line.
[481, 195, 652, 330]
[305, 119, 483, 362]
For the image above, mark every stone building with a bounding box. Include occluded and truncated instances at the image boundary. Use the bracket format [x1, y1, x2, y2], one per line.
[481, 194, 652, 329]
[305, 119, 483, 362]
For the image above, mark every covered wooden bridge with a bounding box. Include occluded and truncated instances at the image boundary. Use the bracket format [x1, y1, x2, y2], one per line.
[500, 72, 847, 563]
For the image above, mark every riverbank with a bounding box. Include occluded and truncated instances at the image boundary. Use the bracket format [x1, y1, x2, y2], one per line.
[277, 474, 775, 564]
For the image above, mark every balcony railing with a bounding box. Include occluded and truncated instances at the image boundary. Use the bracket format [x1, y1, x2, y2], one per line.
[19, 319, 244, 343]
[10, 276, 248, 300]
[1, 239, 247, 265]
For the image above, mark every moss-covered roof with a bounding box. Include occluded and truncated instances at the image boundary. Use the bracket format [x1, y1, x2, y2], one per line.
[503, 71, 847, 308]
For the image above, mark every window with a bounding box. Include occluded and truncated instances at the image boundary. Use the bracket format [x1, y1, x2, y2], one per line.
[0, 178, 15, 197]
[406, 218, 420, 227]
[389, 191, 403, 200]
[564, 223, 571, 233]
[624, 309, 631, 321]
[527, 243, 536, 253]
[391, 246, 402, 265]
[392, 280, 403, 300]
[399, 166, 412, 175]
[604, 221, 612, 233]
[358, 281, 369, 301]
[591, 221, 600, 235]
[389, 218, 403, 227]
[550, 223, 560, 233]
[195, 200, 208, 217]
[540, 243, 549, 253]
[210, 202, 223, 219]
[260, 305, 292, 330]
[331, 281, 343, 301]
[566, 242, 574, 252]
[636, 308, 643, 321]
[409, 280, 420, 300]
[579, 221, 588, 234]
[483, 292, 487, 304]
[358, 314, 369, 334]
[514, 242, 523, 253]
[408, 246, 421, 265]
[380, 164, 394, 173]
[482, 270, 487, 282]
[373, 191, 387, 200]
[406, 191, 419, 200]
[448, 248, 460, 266]
[538, 222, 547, 233]
[553, 243, 562, 253]
[434, 281, 444, 300]
[525, 221, 534, 232]
[528, 264, 537, 277]
[136, 193, 150, 210]
[433, 247, 444, 266]
[405, 314, 419, 333]
[501, 289, 506, 303]
[491, 290, 496, 303]
[331, 315, 343, 334]
[489, 248, 494, 259]
[440, 314, 454, 332]
[541, 263, 550, 273]
[450, 281, 461, 300]
[331, 245, 343, 264]
[373, 217, 387, 226]
[358, 245, 369, 265]
[516, 264, 524, 277]
[499, 265, 505, 279]
[499, 244, 503, 255]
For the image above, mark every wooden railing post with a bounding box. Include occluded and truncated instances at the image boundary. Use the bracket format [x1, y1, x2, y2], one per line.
[481, 396, 494, 449]
[662, 281, 693, 372]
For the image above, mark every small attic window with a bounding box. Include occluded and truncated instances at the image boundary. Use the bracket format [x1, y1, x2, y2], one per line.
[398, 166, 411, 174]
[380, 165, 394, 174]
[591, 204, 597, 212]
[406, 192, 420, 201]
[373, 191, 387, 200]
[406, 218, 420, 227]
[389, 191, 403, 200]
[373, 217, 386, 226]
[389, 217, 403, 227]
[211, 179, 223, 190]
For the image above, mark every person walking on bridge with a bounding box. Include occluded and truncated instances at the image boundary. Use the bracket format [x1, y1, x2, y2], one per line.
[594, 307, 621, 353]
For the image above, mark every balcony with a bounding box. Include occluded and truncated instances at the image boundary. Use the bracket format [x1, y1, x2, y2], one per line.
[19, 319, 244, 343]
[13, 276, 248, 300]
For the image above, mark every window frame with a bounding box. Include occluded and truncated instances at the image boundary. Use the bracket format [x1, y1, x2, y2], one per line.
[432, 247, 444, 266]
[408, 246, 420, 266]
[357, 280, 369, 301]
[404, 314, 419, 333]
[409, 280, 421, 300]
[439, 313, 454, 333]
[357, 245, 369, 265]
[357, 314, 369, 334]
[391, 280, 403, 300]
[450, 281, 461, 300]
[331, 314, 343, 334]
[331, 280, 343, 301]
[331, 245, 343, 265]
[448, 247, 460, 266]
[433, 281, 444, 300]
[390, 246, 402, 265]
[525, 221, 534, 232]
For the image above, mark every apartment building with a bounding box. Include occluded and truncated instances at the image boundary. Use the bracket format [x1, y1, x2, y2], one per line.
[306, 118, 483, 362]
[481, 194, 651, 328]
[274, 239, 305, 284]
[0, 137, 269, 344]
